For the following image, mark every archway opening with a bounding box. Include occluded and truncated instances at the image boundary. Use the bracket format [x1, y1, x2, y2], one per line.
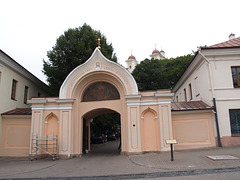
[82, 108, 121, 155]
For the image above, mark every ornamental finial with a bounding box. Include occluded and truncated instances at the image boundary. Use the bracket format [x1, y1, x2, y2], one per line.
[97, 38, 101, 49]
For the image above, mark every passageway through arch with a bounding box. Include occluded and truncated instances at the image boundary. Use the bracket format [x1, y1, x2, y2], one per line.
[82, 108, 121, 156]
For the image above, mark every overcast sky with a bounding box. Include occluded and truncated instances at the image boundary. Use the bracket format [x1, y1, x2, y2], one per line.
[1, 0, 239, 83]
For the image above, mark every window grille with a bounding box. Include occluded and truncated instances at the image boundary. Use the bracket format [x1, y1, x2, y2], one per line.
[229, 109, 240, 136]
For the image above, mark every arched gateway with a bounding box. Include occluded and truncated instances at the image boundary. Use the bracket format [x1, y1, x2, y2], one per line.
[29, 48, 174, 158]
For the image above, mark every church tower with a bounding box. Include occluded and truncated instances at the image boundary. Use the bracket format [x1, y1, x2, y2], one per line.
[150, 46, 166, 60]
[126, 53, 138, 73]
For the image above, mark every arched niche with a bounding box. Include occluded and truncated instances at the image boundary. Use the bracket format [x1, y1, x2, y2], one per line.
[141, 107, 158, 119]
[44, 112, 59, 137]
[141, 108, 159, 151]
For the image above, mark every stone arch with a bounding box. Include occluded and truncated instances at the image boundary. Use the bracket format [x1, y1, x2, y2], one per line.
[59, 48, 138, 99]
[67, 67, 129, 155]
[55, 48, 139, 156]
[83, 108, 119, 120]
[141, 108, 159, 151]
[44, 112, 59, 137]
[74, 71, 125, 101]
[81, 108, 121, 153]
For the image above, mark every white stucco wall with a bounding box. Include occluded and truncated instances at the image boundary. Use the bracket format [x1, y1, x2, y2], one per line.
[173, 48, 240, 139]
[0, 50, 51, 143]
[205, 51, 240, 137]
[173, 55, 211, 104]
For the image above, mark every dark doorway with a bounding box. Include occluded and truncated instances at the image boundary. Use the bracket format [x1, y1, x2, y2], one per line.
[83, 111, 121, 155]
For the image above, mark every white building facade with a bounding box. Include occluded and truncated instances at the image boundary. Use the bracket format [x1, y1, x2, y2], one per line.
[0, 49, 52, 143]
[126, 55, 138, 73]
[173, 35, 240, 146]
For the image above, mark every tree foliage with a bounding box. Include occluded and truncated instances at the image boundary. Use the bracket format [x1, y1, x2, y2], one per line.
[43, 23, 117, 95]
[91, 113, 120, 136]
[132, 54, 193, 91]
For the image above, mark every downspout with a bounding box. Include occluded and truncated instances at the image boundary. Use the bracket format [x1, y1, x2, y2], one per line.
[199, 50, 222, 147]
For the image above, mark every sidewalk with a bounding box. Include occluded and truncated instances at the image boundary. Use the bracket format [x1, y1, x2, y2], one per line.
[0, 141, 239, 179]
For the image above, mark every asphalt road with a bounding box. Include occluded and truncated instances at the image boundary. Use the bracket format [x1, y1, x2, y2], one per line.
[0, 140, 240, 179]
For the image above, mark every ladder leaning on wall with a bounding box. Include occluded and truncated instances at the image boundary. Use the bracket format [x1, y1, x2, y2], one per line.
[30, 134, 58, 161]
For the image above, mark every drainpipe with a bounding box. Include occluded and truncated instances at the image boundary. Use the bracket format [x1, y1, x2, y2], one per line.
[199, 51, 222, 147]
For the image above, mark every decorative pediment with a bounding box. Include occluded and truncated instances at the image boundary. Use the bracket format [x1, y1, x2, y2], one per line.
[59, 48, 138, 99]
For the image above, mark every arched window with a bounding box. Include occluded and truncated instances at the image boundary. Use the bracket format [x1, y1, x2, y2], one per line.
[82, 82, 120, 102]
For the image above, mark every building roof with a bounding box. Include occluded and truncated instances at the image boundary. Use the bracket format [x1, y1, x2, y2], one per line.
[0, 49, 52, 94]
[152, 49, 160, 54]
[128, 55, 136, 60]
[171, 101, 213, 111]
[202, 36, 240, 50]
[1, 108, 32, 115]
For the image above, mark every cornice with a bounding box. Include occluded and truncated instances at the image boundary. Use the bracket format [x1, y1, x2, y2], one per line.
[28, 99, 48, 104]
[125, 94, 142, 99]
[56, 99, 75, 103]
[2, 115, 31, 118]
[28, 98, 75, 104]
[31, 106, 73, 110]
[202, 48, 240, 56]
[126, 100, 171, 106]
[155, 93, 174, 97]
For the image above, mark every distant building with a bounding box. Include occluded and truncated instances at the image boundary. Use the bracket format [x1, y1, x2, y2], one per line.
[126, 54, 138, 73]
[150, 48, 166, 60]
[126, 47, 166, 73]
[173, 34, 240, 146]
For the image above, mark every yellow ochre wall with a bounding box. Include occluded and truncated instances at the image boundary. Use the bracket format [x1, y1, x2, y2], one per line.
[0, 116, 31, 157]
[172, 111, 216, 150]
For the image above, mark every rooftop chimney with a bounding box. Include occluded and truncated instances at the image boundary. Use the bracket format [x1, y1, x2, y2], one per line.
[229, 33, 235, 40]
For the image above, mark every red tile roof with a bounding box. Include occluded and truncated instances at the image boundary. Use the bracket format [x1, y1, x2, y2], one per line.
[128, 55, 136, 60]
[202, 36, 240, 50]
[1, 108, 32, 115]
[171, 101, 213, 111]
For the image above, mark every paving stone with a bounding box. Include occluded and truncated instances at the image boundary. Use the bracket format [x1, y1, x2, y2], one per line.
[207, 155, 239, 160]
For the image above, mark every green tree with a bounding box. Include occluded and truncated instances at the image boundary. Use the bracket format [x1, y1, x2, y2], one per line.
[132, 59, 168, 90]
[43, 23, 117, 95]
[132, 54, 193, 91]
[90, 113, 120, 136]
[165, 54, 193, 88]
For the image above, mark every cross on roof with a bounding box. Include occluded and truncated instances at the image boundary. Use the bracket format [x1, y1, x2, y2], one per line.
[97, 38, 101, 49]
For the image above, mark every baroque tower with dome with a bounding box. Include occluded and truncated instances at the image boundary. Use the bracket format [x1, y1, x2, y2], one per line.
[150, 48, 165, 60]
[126, 47, 166, 73]
[126, 54, 138, 73]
